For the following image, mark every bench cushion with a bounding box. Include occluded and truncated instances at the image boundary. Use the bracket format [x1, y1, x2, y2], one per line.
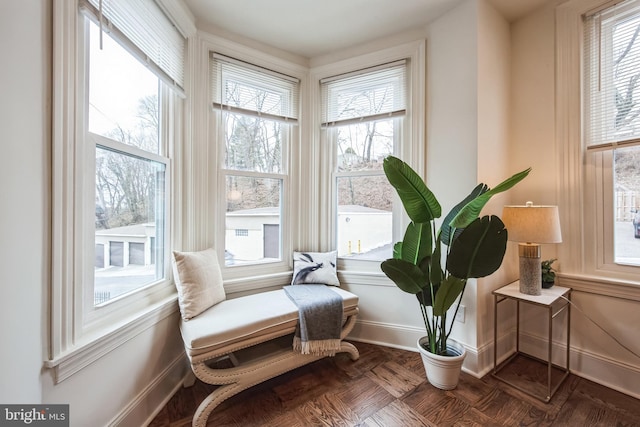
[180, 287, 358, 359]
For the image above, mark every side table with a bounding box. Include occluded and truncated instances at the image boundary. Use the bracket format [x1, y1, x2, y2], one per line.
[492, 281, 571, 402]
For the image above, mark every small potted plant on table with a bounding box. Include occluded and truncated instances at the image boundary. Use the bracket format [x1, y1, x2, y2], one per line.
[541, 258, 557, 288]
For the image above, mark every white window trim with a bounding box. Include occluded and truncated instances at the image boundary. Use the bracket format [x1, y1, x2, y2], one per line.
[310, 40, 426, 278]
[556, 0, 640, 295]
[47, 0, 192, 383]
[190, 33, 309, 294]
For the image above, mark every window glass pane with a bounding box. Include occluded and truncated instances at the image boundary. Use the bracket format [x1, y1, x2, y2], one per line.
[225, 176, 282, 266]
[224, 112, 282, 173]
[95, 147, 166, 304]
[614, 145, 640, 265]
[337, 175, 393, 260]
[88, 20, 160, 153]
[337, 119, 394, 172]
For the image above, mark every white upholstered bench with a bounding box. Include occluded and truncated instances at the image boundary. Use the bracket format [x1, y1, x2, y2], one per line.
[180, 287, 360, 427]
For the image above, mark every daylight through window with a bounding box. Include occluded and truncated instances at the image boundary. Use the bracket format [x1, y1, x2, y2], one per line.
[211, 54, 299, 266]
[87, 20, 169, 305]
[584, 0, 640, 267]
[321, 61, 407, 260]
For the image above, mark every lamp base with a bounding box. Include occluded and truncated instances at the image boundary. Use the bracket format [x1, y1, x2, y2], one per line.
[518, 243, 541, 296]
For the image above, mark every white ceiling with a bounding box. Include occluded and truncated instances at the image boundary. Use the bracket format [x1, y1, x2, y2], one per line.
[183, 0, 550, 58]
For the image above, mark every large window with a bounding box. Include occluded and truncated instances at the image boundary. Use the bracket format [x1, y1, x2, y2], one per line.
[321, 61, 407, 261]
[49, 0, 187, 381]
[584, 0, 640, 273]
[88, 20, 167, 306]
[210, 54, 299, 267]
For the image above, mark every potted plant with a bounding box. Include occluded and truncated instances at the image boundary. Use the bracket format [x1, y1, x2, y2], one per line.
[541, 258, 557, 288]
[380, 156, 529, 389]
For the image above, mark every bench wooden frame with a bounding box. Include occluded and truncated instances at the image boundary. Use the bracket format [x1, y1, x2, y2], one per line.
[179, 288, 360, 427]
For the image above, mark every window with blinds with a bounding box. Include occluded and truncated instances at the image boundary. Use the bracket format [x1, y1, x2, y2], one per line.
[80, 0, 186, 93]
[211, 53, 299, 124]
[48, 0, 184, 371]
[584, 0, 640, 267]
[584, 0, 640, 151]
[210, 54, 299, 266]
[321, 61, 407, 261]
[321, 60, 407, 127]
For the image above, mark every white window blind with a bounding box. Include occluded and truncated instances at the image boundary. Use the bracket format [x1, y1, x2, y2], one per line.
[210, 53, 300, 123]
[585, 0, 640, 151]
[80, 0, 186, 93]
[321, 60, 407, 127]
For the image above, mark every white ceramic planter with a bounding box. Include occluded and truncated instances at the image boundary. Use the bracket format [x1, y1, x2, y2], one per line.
[417, 337, 466, 390]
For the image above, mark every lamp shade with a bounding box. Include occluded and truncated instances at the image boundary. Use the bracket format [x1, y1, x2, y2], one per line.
[502, 202, 562, 244]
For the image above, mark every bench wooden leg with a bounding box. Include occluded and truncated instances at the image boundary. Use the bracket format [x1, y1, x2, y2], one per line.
[190, 314, 359, 427]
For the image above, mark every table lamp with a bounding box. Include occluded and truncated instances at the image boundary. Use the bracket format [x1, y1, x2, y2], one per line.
[502, 202, 562, 295]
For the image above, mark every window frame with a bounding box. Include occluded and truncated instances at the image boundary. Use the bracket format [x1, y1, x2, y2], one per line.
[201, 38, 307, 292]
[312, 41, 426, 278]
[557, 0, 640, 289]
[329, 117, 402, 261]
[48, 0, 192, 383]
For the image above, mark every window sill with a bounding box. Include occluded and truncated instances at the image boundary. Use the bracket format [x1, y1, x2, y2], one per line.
[338, 269, 393, 287]
[222, 269, 393, 295]
[558, 273, 640, 302]
[224, 271, 293, 294]
[45, 294, 179, 383]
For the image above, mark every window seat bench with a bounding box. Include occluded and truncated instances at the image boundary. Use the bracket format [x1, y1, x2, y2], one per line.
[179, 287, 360, 427]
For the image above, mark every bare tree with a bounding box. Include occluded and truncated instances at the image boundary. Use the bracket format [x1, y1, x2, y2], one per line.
[95, 95, 160, 229]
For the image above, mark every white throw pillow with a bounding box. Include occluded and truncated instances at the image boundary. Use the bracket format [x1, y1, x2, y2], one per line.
[291, 251, 340, 286]
[172, 248, 226, 320]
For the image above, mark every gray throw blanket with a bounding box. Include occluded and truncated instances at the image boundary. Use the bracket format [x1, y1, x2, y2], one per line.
[283, 284, 343, 356]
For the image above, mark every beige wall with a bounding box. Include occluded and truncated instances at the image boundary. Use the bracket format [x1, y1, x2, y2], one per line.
[474, 0, 514, 366]
[426, 0, 481, 353]
[0, 0, 49, 404]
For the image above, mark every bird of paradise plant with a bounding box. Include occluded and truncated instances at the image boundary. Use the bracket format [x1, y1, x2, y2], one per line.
[381, 156, 530, 355]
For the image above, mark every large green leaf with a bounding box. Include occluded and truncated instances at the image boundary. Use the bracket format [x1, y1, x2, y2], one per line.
[440, 183, 488, 246]
[383, 156, 441, 223]
[400, 222, 432, 264]
[447, 215, 508, 279]
[380, 258, 427, 294]
[433, 276, 466, 316]
[450, 168, 531, 229]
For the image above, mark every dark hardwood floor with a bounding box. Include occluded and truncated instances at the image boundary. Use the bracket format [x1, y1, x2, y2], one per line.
[149, 342, 640, 426]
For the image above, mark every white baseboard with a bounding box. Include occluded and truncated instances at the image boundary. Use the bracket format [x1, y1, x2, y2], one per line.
[350, 320, 640, 399]
[347, 319, 481, 377]
[108, 352, 190, 427]
[347, 318, 423, 352]
[517, 331, 640, 400]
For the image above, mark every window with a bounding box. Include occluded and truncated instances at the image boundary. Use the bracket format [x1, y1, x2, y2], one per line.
[89, 22, 167, 304]
[584, 0, 640, 274]
[321, 61, 407, 261]
[49, 0, 188, 381]
[210, 54, 299, 268]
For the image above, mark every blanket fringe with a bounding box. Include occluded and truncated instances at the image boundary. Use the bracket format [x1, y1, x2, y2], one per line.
[293, 336, 341, 356]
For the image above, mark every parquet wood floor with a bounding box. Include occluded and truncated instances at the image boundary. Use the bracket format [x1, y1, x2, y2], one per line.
[149, 342, 640, 426]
